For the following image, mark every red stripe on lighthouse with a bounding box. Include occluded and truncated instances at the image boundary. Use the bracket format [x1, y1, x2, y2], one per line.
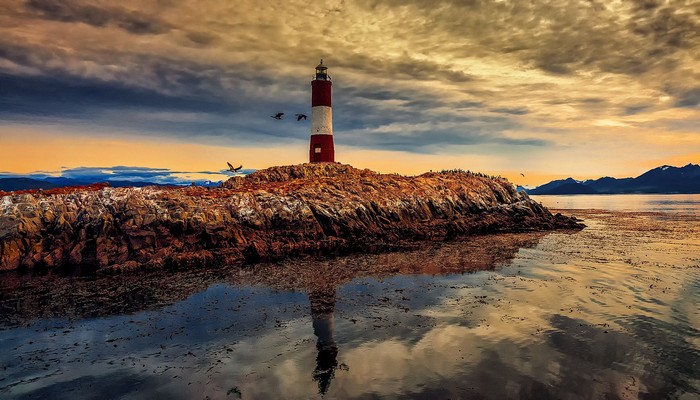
[310, 134, 335, 163]
[311, 80, 332, 107]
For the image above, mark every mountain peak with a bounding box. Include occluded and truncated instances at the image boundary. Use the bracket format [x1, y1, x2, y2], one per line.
[529, 163, 700, 194]
[528, 177, 597, 195]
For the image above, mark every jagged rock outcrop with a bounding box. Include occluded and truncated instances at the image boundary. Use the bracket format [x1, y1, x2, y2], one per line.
[0, 163, 582, 272]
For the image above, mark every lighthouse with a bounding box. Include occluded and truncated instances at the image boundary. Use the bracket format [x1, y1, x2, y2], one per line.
[309, 60, 335, 163]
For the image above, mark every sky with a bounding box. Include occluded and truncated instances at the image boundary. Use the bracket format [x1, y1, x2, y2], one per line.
[0, 0, 698, 186]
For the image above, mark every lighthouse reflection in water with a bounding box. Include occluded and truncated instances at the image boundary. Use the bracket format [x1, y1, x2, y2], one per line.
[309, 288, 339, 395]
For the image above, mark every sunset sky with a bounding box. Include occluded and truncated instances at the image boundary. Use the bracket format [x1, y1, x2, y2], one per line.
[0, 0, 698, 186]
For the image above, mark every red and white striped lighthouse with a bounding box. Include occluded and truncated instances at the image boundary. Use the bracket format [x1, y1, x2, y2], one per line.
[309, 60, 335, 163]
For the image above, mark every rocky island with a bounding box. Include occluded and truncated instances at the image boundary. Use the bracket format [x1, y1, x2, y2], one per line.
[0, 163, 582, 272]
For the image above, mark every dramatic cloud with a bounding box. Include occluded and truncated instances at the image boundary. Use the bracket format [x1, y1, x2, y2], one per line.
[0, 0, 698, 181]
[24, 0, 172, 34]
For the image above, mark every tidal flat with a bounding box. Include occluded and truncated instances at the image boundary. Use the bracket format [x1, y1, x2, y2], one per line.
[1, 196, 699, 399]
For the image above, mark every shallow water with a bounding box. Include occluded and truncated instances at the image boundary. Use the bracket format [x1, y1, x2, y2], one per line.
[532, 193, 700, 215]
[1, 196, 699, 399]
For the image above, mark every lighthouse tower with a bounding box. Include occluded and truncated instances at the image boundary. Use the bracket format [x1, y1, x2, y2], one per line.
[309, 60, 335, 163]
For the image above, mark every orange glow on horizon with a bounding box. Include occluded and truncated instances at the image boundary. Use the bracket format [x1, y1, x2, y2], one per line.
[2, 128, 696, 187]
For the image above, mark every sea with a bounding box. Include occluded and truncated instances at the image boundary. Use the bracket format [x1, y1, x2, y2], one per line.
[1, 194, 698, 399]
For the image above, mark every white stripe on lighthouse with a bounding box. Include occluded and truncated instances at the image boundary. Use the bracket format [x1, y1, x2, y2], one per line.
[311, 106, 333, 135]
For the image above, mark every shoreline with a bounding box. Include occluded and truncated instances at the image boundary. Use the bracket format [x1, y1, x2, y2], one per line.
[1, 207, 695, 327]
[0, 163, 582, 273]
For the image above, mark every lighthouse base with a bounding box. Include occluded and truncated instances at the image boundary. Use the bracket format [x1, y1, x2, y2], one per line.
[309, 134, 335, 163]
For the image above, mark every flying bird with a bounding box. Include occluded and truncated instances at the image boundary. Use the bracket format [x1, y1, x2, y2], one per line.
[271, 112, 284, 120]
[227, 162, 243, 172]
[295, 114, 307, 121]
[520, 173, 525, 177]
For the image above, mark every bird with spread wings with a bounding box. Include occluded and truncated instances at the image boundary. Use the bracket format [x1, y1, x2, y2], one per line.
[227, 162, 243, 173]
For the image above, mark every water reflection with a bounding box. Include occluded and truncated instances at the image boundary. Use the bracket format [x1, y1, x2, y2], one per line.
[532, 193, 700, 215]
[0, 232, 545, 327]
[309, 288, 338, 395]
[1, 207, 699, 398]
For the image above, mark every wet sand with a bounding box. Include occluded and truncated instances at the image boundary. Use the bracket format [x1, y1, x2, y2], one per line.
[1, 209, 699, 399]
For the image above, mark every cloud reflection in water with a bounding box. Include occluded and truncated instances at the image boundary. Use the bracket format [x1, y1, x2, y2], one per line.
[1, 208, 699, 399]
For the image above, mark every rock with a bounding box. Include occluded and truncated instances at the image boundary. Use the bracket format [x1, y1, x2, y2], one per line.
[0, 163, 583, 272]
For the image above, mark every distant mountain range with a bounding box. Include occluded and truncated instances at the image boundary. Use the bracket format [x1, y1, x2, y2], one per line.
[528, 164, 700, 195]
[4, 164, 699, 194]
[0, 176, 223, 192]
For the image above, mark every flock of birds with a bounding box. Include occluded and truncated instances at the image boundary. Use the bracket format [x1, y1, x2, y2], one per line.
[271, 112, 307, 121]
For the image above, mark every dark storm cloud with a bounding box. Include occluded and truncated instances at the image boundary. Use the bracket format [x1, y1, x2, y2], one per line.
[541, 2, 698, 79]
[340, 87, 409, 102]
[630, 0, 662, 12]
[391, 58, 473, 82]
[0, 72, 232, 117]
[628, 4, 700, 50]
[337, 86, 486, 121]
[24, 0, 171, 35]
[0, 33, 306, 131]
[674, 87, 700, 108]
[579, 98, 607, 105]
[0, 38, 253, 102]
[338, 53, 473, 83]
[622, 104, 652, 115]
[184, 31, 221, 47]
[333, 90, 475, 134]
[0, 56, 311, 146]
[454, 101, 483, 109]
[490, 107, 529, 115]
[353, 0, 699, 86]
[312, 75, 540, 154]
[0, 41, 65, 72]
[335, 109, 548, 153]
[340, 128, 549, 154]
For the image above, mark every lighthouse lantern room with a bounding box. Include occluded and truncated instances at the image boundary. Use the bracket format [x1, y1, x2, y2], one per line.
[309, 60, 335, 163]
